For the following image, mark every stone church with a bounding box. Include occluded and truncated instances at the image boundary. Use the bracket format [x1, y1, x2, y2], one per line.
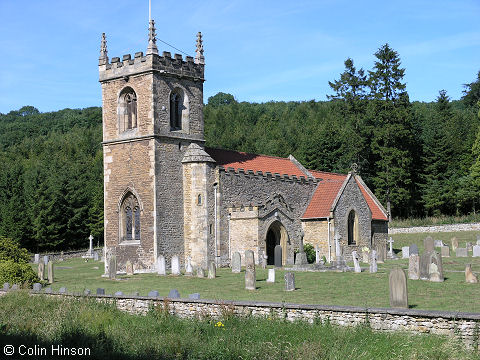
[99, 20, 388, 274]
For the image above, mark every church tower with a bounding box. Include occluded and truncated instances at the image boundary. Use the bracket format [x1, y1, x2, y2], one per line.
[99, 19, 206, 272]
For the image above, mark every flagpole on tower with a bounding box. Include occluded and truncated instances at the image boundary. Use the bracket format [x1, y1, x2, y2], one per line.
[149, 0, 151, 21]
[146, 0, 158, 55]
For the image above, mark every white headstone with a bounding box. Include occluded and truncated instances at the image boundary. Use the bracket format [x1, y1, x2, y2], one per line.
[43, 255, 49, 265]
[315, 245, 320, 264]
[402, 246, 410, 259]
[369, 250, 377, 273]
[185, 256, 193, 275]
[473, 245, 480, 258]
[352, 251, 361, 273]
[266, 268, 275, 283]
[335, 234, 341, 257]
[34, 254, 40, 264]
[157, 255, 166, 276]
[171, 255, 180, 275]
[88, 234, 94, 255]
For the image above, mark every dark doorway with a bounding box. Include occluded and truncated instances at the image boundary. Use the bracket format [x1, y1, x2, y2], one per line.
[266, 228, 279, 265]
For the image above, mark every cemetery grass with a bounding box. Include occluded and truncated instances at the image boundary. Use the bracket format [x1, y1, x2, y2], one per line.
[35, 231, 480, 312]
[0, 291, 478, 360]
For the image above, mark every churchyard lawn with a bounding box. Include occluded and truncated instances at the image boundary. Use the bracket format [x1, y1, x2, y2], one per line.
[33, 231, 480, 312]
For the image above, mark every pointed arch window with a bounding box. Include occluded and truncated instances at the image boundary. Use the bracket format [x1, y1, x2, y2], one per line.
[170, 88, 185, 130]
[120, 192, 140, 242]
[119, 87, 137, 132]
[347, 210, 359, 245]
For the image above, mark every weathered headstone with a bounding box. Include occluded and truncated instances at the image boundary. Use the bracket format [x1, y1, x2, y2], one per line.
[189, 293, 200, 300]
[467, 242, 473, 252]
[96, 288, 105, 295]
[451, 237, 459, 252]
[295, 251, 308, 265]
[108, 255, 117, 280]
[389, 267, 408, 308]
[168, 289, 180, 298]
[93, 251, 99, 261]
[424, 236, 434, 252]
[34, 254, 40, 264]
[429, 262, 443, 282]
[11, 284, 19, 290]
[267, 268, 275, 283]
[352, 251, 361, 273]
[196, 267, 205, 278]
[43, 255, 49, 266]
[114, 291, 124, 296]
[274, 245, 282, 268]
[125, 260, 134, 276]
[335, 234, 341, 257]
[362, 249, 370, 263]
[408, 254, 420, 280]
[148, 290, 159, 298]
[157, 255, 166, 276]
[284, 272, 295, 291]
[473, 245, 480, 257]
[465, 264, 478, 283]
[456, 248, 468, 257]
[59, 287, 66, 293]
[421, 251, 444, 282]
[402, 246, 410, 259]
[208, 261, 216, 279]
[185, 257, 193, 275]
[409, 243, 419, 255]
[171, 255, 180, 275]
[376, 241, 385, 263]
[245, 250, 256, 290]
[369, 250, 377, 273]
[315, 245, 320, 264]
[84, 289, 91, 295]
[419, 252, 431, 280]
[47, 261, 54, 284]
[3, 283, 9, 291]
[440, 246, 450, 258]
[232, 252, 241, 273]
[33, 283, 42, 292]
[259, 249, 267, 269]
[44, 287, 52, 294]
[38, 262, 45, 280]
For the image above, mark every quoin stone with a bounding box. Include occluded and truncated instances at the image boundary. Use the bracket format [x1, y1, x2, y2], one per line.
[369, 250, 377, 273]
[389, 267, 408, 308]
[267, 268, 275, 283]
[424, 236, 434, 252]
[47, 261, 54, 284]
[171, 255, 180, 275]
[284, 272, 295, 291]
[465, 264, 478, 283]
[456, 248, 468, 257]
[473, 245, 480, 257]
[108, 255, 117, 280]
[352, 251, 361, 273]
[231, 252, 241, 273]
[125, 260, 134, 275]
[157, 255, 166, 276]
[402, 246, 410, 259]
[245, 250, 256, 290]
[408, 254, 420, 280]
[208, 260, 216, 279]
[274, 245, 282, 268]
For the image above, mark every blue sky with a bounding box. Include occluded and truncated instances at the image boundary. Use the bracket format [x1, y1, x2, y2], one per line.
[0, 0, 479, 113]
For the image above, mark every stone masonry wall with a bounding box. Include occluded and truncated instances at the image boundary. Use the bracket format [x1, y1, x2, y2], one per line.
[229, 207, 259, 264]
[302, 220, 329, 259]
[8, 290, 479, 350]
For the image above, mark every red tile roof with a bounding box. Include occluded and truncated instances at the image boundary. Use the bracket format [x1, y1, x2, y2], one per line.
[355, 178, 388, 221]
[205, 148, 307, 178]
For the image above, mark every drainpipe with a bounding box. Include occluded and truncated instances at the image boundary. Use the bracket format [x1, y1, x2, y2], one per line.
[213, 183, 218, 265]
[327, 217, 331, 262]
[227, 214, 231, 261]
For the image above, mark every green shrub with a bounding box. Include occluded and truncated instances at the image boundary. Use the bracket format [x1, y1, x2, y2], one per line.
[0, 237, 30, 263]
[304, 243, 316, 264]
[0, 260, 39, 286]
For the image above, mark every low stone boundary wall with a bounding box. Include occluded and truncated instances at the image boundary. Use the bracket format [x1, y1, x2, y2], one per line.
[29, 248, 103, 263]
[390, 223, 480, 234]
[1, 289, 479, 349]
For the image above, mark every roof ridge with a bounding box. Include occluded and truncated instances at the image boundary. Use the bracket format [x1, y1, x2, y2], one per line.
[205, 146, 293, 161]
[308, 169, 347, 177]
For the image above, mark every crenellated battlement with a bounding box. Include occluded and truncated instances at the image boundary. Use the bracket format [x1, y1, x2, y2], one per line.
[219, 166, 319, 185]
[99, 50, 205, 83]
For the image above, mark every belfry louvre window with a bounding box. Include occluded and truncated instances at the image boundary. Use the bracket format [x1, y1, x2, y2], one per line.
[119, 87, 137, 132]
[170, 89, 183, 130]
[121, 192, 140, 241]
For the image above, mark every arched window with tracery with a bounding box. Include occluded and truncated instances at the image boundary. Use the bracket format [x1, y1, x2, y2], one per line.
[170, 88, 184, 130]
[120, 192, 140, 242]
[118, 87, 137, 132]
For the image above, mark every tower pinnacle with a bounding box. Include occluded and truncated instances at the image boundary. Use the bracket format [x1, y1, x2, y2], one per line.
[195, 32, 204, 65]
[146, 19, 159, 55]
[99, 33, 108, 65]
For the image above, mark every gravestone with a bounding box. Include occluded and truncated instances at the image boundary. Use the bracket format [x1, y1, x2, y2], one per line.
[389, 267, 408, 308]
[267, 268, 275, 283]
[465, 264, 478, 283]
[108, 255, 117, 280]
[335, 234, 342, 257]
[11, 284, 19, 290]
[284, 272, 295, 291]
[3, 283, 9, 291]
[59, 287, 66, 294]
[44, 287, 52, 294]
[424, 236, 434, 252]
[419, 251, 431, 280]
[434, 240, 444, 248]
[84, 289, 91, 295]
[376, 241, 386, 263]
[196, 267, 205, 278]
[387, 237, 397, 259]
[47, 261, 54, 284]
[114, 291, 124, 296]
[440, 246, 450, 258]
[315, 245, 320, 264]
[88, 234, 94, 256]
[148, 290, 159, 298]
[402, 246, 410, 259]
[168, 289, 180, 298]
[456, 248, 468, 257]
[33, 283, 42, 292]
[185, 257, 193, 275]
[369, 250, 377, 273]
[157, 255, 166, 276]
[43, 255, 49, 265]
[38, 262, 45, 280]
[96, 288, 105, 295]
[467, 242, 473, 252]
[295, 251, 308, 265]
[125, 260, 134, 276]
[352, 251, 361, 273]
[429, 263, 442, 282]
[259, 249, 267, 269]
[34, 254, 40, 264]
[421, 251, 444, 282]
[473, 245, 480, 257]
[171, 255, 180, 275]
[274, 245, 282, 268]
[451, 237, 459, 252]
[189, 293, 200, 300]
[408, 254, 420, 280]
[362, 250, 370, 263]
[231, 252, 241, 273]
[245, 250, 256, 290]
[409, 244, 419, 255]
[93, 251, 99, 261]
[208, 261, 216, 279]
